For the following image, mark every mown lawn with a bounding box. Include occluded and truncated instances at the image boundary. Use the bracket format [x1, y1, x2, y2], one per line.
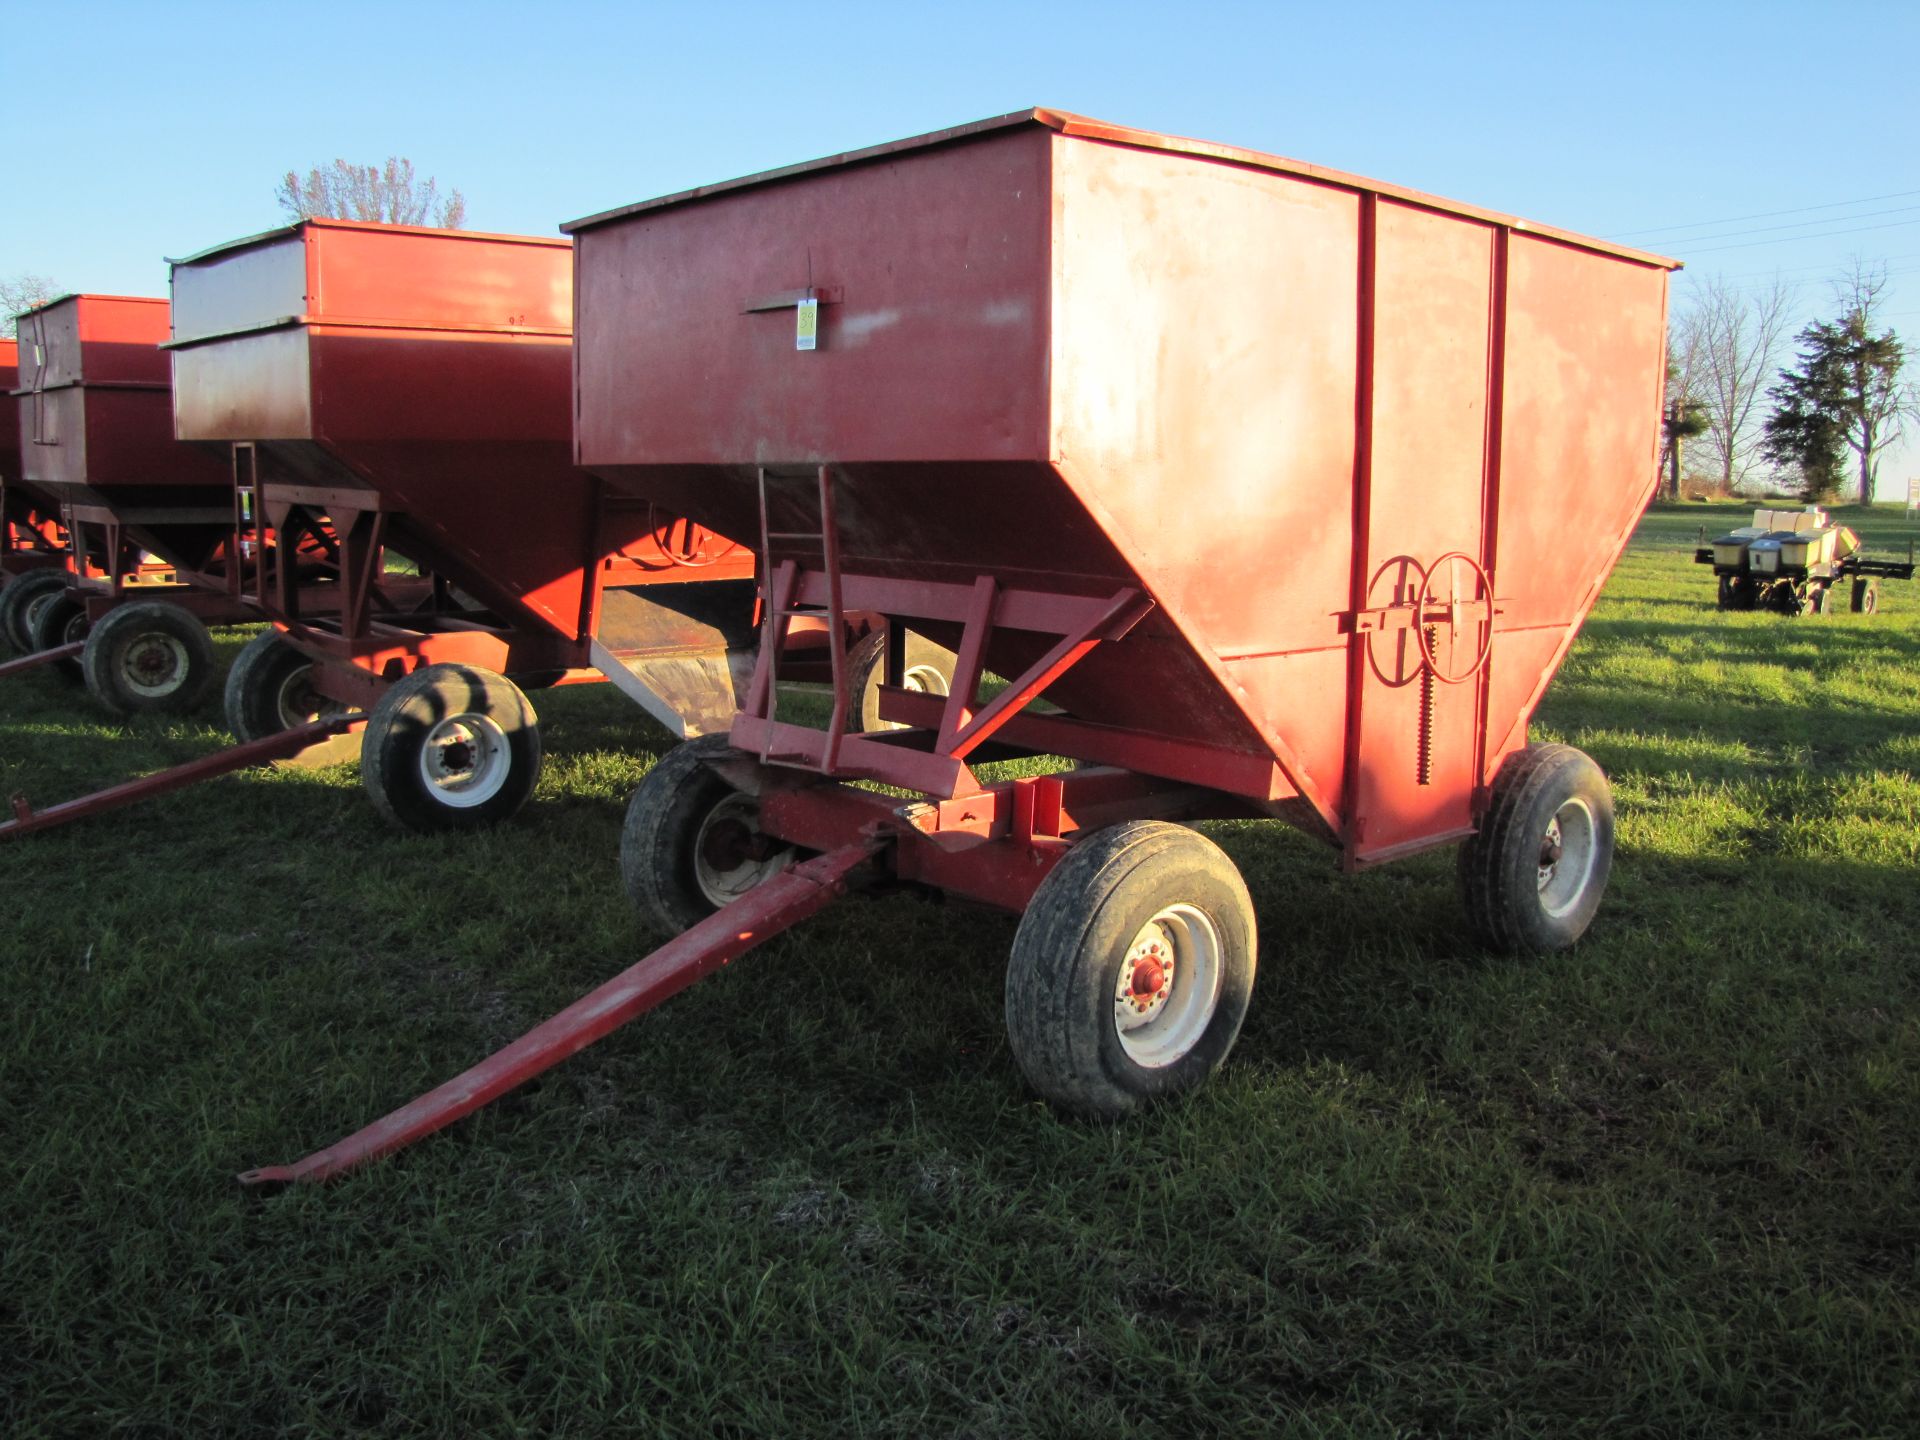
[2, 500, 1917, 1437]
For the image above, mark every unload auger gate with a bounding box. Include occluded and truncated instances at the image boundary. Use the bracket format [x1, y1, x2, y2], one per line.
[240, 841, 879, 1186]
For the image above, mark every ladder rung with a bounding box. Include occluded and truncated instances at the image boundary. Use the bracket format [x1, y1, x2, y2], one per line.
[767, 531, 826, 541]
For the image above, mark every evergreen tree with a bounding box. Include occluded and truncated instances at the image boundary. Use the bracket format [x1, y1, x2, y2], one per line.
[1762, 310, 1906, 504]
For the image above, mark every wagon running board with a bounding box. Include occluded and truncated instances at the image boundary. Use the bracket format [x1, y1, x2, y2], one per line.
[0, 713, 365, 840]
[238, 840, 880, 1188]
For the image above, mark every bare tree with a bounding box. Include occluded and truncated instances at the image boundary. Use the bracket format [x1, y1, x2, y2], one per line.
[0, 272, 61, 338]
[1825, 259, 1916, 504]
[1679, 273, 1796, 494]
[275, 157, 466, 229]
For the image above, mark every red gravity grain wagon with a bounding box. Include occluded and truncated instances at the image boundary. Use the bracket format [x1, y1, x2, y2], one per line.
[245, 110, 1678, 1184]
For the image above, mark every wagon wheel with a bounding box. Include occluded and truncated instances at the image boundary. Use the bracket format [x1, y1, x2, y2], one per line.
[1004, 821, 1257, 1118]
[79, 601, 217, 716]
[27, 589, 90, 683]
[0, 571, 70, 653]
[1458, 744, 1614, 954]
[845, 627, 959, 732]
[1808, 584, 1832, 616]
[1852, 579, 1879, 615]
[620, 733, 796, 935]
[360, 663, 542, 831]
[225, 630, 348, 741]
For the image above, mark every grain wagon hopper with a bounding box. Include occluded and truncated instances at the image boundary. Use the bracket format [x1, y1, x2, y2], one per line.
[1695, 505, 1912, 614]
[243, 109, 1677, 1185]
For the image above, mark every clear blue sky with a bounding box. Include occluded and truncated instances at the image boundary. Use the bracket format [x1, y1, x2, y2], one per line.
[7, 0, 1917, 483]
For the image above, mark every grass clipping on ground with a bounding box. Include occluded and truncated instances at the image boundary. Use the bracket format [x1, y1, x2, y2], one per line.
[2, 500, 1917, 1437]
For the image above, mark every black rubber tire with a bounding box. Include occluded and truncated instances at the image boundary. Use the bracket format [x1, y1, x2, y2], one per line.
[1, 571, 70, 653]
[620, 734, 795, 936]
[846, 627, 959, 732]
[224, 630, 343, 742]
[359, 663, 542, 832]
[1004, 820, 1257, 1119]
[1733, 578, 1759, 612]
[1458, 743, 1614, 955]
[1853, 580, 1879, 615]
[27, 589, 89, 682]
[1715, 575, 1733, 610]
[1809, 584, 1832, 616]
[79, 601, 216, 716]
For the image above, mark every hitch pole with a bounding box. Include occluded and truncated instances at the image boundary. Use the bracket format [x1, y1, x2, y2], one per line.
[239, 841, 880, 1187]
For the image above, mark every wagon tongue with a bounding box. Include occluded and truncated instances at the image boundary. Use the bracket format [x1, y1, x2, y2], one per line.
[237, 841, 880, 1188]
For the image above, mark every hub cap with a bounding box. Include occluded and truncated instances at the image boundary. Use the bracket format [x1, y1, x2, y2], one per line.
[418, 712, 511, 808]
[692, 793, 790, 907]
[903, 662, 950, 697]
[119, 632, 188, 698]
[1112, 903, 1223, 1068]
[1537, 798, 1598, 919]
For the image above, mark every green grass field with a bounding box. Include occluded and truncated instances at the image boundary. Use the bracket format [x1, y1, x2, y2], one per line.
[3, 501, 1918, 1437]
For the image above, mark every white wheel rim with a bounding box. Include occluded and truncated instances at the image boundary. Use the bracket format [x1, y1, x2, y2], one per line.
[1112, 903, 1223, 1068]
[1537, 798, 1598, 919]
[903, 662, 950, 697]
[418, 712, 512, 808]
[119, 633, 190, 697]
[692, 793, 790, 907]
[272, 662, 333, 729]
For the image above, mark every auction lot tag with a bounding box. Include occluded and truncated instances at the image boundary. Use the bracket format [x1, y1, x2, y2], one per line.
[796, 297, 819, 351]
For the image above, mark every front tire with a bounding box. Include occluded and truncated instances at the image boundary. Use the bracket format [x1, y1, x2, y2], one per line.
[620, 734, 795, 936]
[1458, 744, 1614, 954]
[225, 630, 345, 741]
[1005, 821, 1257, 1119]
[360, 663, 541, 831]
[80, 601, 216, 716]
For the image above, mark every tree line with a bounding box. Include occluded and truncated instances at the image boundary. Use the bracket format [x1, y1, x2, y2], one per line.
[1663, 262, 1915, 505]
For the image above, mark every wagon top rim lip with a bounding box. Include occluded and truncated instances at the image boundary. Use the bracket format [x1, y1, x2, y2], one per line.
[559, 106, 1682, 272]
[166, 216, 570, 271]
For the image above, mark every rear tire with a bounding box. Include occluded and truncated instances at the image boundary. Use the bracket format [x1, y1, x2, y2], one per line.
[225, 630, 345, 741]
[847, 627, 958, 732]
[27, 589, 89, 682]
[1458, 744, 1614, 955]
[1005, 821, 1257, 1119]
[1, 571, 69, 653]
[620, 734, 795, 936]
[1852, 579, 1879, 615]
[80, 601, 216, 716]
[360, 663, 541, 832]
